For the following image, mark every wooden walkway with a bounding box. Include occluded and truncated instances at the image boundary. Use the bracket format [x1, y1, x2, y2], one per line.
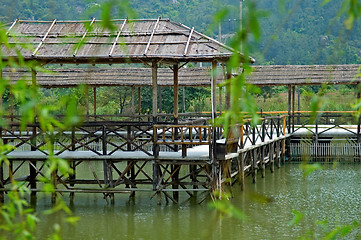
[0, 115, 290, 204]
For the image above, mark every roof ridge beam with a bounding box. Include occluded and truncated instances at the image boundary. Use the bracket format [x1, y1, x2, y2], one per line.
[143, 16, 161, 55]
[73, 18, 96, 57]
[6, 19, 18, 35]
[109, 17, 127, 57]
[183, 27, 194, 56]
[32, 19, 57, 56]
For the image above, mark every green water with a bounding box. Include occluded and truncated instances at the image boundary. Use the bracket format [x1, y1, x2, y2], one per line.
[34, 163, 361, 240]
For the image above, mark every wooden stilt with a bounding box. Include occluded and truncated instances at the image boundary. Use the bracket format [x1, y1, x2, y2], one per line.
[270, 142, 275, 173]
[252, 149, 257, 183]
[238, 152, 245, 191]
[277, 141, 281, 168]
[172, 165, 180, 201]
[261, 146, 265, 178]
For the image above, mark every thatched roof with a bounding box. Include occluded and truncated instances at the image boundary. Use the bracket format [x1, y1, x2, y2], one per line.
[3, 18, 250, 64]
[2, 67, 217, 87]
[3, 65, 361, 88]
[248, 65, 361, 86]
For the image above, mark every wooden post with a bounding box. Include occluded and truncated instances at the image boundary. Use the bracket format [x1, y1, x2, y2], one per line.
[182, 86, 186, 113]
[173, 65, 179, 153]
[152, 62, 158, 123]
[211, 61, 218, 190]
[238, 152, 245, 191]
[93, 87, 97, 119]
[261, 146, 265, 178]
[270, 142, 274, 173]
[131, 86, 135, 115]
[292, 85, 295, 132]
[158, 86, 162, 114]
[226, 70, 231, 110]
[277, 140, 281, 168]
[138, 87, 141, 115]
[86, 86, 89, 119]
[172, 165, 180, 202]
[297, 86, 301, 124]
[288, 85, 291, 134]
[173, 64, 179, 124]
[252, 149, 257, 183]
[0, 69, 3, 202]
[30, 68, 37, 200]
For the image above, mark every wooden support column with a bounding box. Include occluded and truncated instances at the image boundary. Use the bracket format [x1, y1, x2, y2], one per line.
[138, 87, 141, 115]
[30, 68, 37, 200]
[225, 70, 231, 110]
[270, 142, 274, 173]
[277, 140, 281, 168]
[182, 86, 186, 113]
[131, 86, 135, 115]
[261, 146, 265, 178]
[252, 149, 257, 183]
[152, 62, 158, 123]
[173, 64, 179, 154]
[238, 152, 245, 191]
[211, 61, 218, 190]
[297, 86, 301, 124]
[292, 85, 295, 132]
[357, 84, 361, 160]
[93, 87, 97, 119]
[287, 85, 291, 134]
[0, 69, 3, 203]
[86, 86, 89, 119]
[158, 86, 162, 113]
[219, 86, 222, 115]
[173, 64, 179, 124]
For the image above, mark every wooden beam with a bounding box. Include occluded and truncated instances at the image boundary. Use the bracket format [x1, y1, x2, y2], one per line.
[32, 19, 57, 56]
[152, 61, 158, 122]
[109, 18, 127, 57]
[144, 16, 161, 55]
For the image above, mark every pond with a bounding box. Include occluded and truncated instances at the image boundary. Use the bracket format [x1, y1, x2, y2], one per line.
[34, 163, 361, 239]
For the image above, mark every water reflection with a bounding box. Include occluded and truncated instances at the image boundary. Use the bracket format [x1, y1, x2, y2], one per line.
[33, 164, 361, 240]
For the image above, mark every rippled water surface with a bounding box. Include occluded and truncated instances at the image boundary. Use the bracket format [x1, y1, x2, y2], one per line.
[34, 163, 361, 239]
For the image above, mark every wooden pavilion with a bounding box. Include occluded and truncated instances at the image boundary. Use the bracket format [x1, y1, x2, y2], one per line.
[1, 18, 257, 203]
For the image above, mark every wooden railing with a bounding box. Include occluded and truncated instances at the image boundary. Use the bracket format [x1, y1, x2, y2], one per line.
[153, 124, 212, 157]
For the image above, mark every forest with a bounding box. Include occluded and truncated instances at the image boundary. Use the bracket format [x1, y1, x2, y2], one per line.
[0, 0, 359, 114]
